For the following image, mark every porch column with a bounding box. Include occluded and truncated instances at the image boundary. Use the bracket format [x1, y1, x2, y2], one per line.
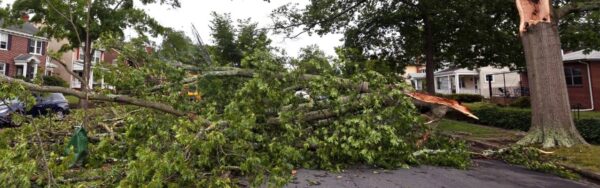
[22, 64, 27, 78]
[89, 70, 94, 89]
[447, 76, 451, 92]
[32, 64, 38, 78]
[455, 74, 461, 94]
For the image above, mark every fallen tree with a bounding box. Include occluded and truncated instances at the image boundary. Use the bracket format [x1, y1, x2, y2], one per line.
[0, 63, 477, 187]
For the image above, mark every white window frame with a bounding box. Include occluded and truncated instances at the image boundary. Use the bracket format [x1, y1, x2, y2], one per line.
[30, 40, 43, 55]
[0, 63, 5, 75]
[93, 50, 102, 63]
[0, 33, 8, 50]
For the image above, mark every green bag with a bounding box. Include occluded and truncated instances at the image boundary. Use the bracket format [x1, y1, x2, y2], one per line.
[64, 126, 89, 168]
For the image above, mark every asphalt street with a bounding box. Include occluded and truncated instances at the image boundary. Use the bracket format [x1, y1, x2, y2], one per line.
[287, 160, 598, 188]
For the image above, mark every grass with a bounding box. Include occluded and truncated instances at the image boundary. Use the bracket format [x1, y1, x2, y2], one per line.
[438, 118, 600, 174]
[437, 119, 521, 141]
[576, 111, 600, 120]
[552, 145, 600, 173]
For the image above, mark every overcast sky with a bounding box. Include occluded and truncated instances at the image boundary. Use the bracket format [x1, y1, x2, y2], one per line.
[3, 0, 343, 57]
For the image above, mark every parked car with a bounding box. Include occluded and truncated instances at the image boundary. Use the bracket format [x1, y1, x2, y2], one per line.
[29, 93, 70, 119]
[0, 99, 25, 126]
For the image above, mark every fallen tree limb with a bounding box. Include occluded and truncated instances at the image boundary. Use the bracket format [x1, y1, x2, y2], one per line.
[0, 75, 187, 117]
[150, 67, 369, 93]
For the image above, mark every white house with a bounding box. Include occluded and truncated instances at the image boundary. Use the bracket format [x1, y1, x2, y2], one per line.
[409, 66, 522, 98]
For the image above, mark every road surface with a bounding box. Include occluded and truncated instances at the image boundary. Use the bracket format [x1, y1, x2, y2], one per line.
[287, 160, 598, 188]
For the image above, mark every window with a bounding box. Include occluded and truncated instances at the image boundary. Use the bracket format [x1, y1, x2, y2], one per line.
[79, 49, 102, 63]
[0, 63, 5, 75]
[436, 77, 449, 90]
[565, 67, 583, 86]
[78, 47, 84, 60]
[0, 33, 8, 50]
[29, 40, 43, 54]
[459, 78, 466, 88]
[93, 50, 102, 63]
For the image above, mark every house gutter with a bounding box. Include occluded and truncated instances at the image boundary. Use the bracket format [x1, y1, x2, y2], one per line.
[575, 61, 594, 111]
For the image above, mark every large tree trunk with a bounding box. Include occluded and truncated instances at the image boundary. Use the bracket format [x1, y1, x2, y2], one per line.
[516, 3, 587, 147]
[423, 14, 436, 94]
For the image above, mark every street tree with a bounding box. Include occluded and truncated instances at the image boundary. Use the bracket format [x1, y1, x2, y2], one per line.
[271, 0, 524, 94]
[515, 0, 600, 148]
[9, 0, 181, 123]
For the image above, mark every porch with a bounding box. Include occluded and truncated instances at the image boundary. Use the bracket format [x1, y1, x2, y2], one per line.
[435, 70, 480, 95]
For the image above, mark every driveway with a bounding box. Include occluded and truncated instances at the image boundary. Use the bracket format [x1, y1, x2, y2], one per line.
[287, 160, 598, 188]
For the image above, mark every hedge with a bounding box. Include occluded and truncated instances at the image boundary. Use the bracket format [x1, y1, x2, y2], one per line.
[576, 119, 600, 145]
[438, 94, 484, 103]
[447, 104, 600, 144]
[42, 75, 69, 87]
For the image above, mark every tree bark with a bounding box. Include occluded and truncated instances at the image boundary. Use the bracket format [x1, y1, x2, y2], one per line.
[423, 13, 436, 94]
[517, 22, 587, 148]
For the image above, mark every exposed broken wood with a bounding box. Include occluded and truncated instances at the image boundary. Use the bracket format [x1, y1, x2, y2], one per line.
[516, 0, 552, 33]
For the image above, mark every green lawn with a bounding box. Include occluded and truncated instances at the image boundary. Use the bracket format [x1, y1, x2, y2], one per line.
[552, 145, 600, 173]
[437, 119, 521, 141]
[438, 118, 600, 174]
[576, 111, 600, 120]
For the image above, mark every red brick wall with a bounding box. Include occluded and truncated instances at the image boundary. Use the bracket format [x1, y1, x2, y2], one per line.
[103, 49, 120, 65]
[520, 62, 598, 111]
[0, 34, 47, 77]
[590, 62, 600, 110]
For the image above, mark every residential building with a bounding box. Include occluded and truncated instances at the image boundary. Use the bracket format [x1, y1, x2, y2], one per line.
[0, 20, 48, 80]
[521, 50, 600, 111]
[47, 40, 119, 89]
[403, 65, 426, 91]
[409, 66, 523, 98]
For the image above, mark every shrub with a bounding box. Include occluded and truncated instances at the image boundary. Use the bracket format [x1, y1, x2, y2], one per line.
[42, 75, 69, 87]
[509, 97, 531, 108]
[575, 119, 600, 145]
[438, 94, 484, 103]
[474, 106, 531, 131]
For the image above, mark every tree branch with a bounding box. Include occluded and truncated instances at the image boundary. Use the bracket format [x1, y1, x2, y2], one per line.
[50, 56, 85, 84]
[150, 67, 367, 92]
[557, 1, 600, 18]
[0, 75, 187, 117]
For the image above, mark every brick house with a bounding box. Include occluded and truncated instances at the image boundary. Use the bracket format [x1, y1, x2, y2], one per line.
[521, 50, 600, 111]
[47, 40, 123, 89]
[47, 40, 149, 89]
[0, 20, 48, 80]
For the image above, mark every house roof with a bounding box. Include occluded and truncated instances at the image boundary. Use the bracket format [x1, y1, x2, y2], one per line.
[408, 73, 426, 79]
[436, 68, 462, 74]
[14, 54, 36, 61]
[0, 20, 39, 36]
[435, 67, 479, 76]
[563, 50, 600, 62]
[14, 54, 40, 64]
